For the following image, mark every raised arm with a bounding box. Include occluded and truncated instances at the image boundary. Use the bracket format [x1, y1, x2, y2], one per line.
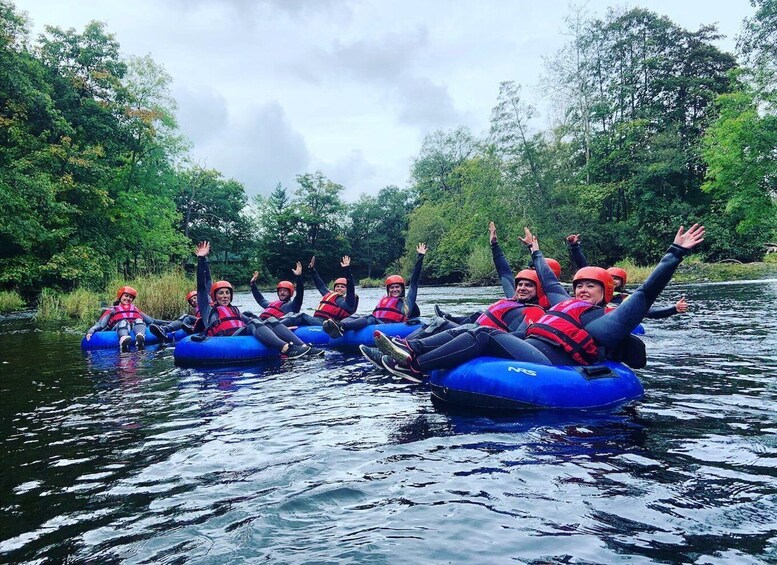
[308, 256, 329, 295]
[196, 241, 214, 327]
[521, 227, 570, 306]
[489, 221, 516, 298]
[290, 261, 304, 312]
[566, 233, 588, 269]
[404, 243, 427, 313]
[341, 255, 357, 308]
[250, 271, 270, 308]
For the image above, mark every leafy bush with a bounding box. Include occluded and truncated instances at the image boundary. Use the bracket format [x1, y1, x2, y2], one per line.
[0, 291, 25, 313]
[465, 246, 496, 285]
[359, 277, 384, 288]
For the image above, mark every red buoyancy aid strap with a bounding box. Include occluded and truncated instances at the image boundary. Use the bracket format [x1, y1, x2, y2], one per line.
[372, 296, 406, 322]
[476, 299, 520, 331]
[108, 304, 141, 327]
[207, 305, 247, 336]
[526, 300, 601, 365]
[314, 291, 351, 320]
[260, 300, 287, 320]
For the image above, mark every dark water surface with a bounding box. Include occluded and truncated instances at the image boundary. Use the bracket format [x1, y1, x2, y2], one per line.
[1, 282, 776, 563]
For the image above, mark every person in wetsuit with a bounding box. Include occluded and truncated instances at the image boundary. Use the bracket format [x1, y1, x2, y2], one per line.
[194, 241, 321, 358]
[362, 266, 545, 382]
[86, 286, 169, 351]
[148, 290, 201, 343]
[373, 223, 705, 381]
[322, 243, 427, 338]
[280, 255, 358, 328]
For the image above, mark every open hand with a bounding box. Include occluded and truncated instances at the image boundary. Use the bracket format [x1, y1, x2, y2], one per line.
[292, 261, 302, 276]
[308, 256, 315, 269]
[417, 243, 428, 255]
[341, 255, 351, 268]
[250, 271, 259, 284]
[196, 241, 210, 257]
[673, 224, 705, 249]
[519, 228, 539, 252]
[488, 221, 497, 244]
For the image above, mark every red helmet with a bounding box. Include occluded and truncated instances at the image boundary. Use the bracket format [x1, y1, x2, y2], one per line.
[514, 269, 544, 301]
[116, 286, 137, 299]
[572, 267, 614, 304]
[607, 267, 628, 287]
[545, 258, 562, 279]
[210, 280, 234, 300]
[334, 277, 347, 286]
[385, 275, 405, 294]
[185, 290, 197, 304]
[276, 281, 294, 299]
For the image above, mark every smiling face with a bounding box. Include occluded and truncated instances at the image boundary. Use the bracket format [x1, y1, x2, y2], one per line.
[119, 293, 135, 305]
[276, 288, 291, 301]
[513, 279, 537, 302]
[215, 288, 232, 306]
[573, 280, 605, 305]
[333, 283, 347, 296]
[188, 297, 198, 309]
[387, 283, 403, 297]
[612, 276, 624, 290]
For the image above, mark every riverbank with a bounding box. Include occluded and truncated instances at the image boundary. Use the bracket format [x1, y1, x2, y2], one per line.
[4, 260, 776, 316]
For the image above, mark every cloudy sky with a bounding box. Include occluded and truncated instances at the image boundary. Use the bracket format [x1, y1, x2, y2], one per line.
[17, 0, 755, 200]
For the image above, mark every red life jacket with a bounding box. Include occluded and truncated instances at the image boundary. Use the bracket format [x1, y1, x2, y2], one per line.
[259, 300, 287, 320]
[525, 299, 601, 365]
[207, 305, 247, 336]
[372, 296, 407, 322]
[475, 300, 545, 332]
[314, 291, 352, 321]
[108, 304, 142, 327]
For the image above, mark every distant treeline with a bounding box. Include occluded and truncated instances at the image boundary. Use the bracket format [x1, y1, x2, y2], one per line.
[1, 0, 775, 298]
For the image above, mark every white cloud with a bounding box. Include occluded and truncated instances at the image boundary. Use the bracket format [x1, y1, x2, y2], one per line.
[191, 102, 310, 196]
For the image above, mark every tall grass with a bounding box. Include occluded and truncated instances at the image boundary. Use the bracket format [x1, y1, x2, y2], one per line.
[36, 271, 194, 324]
[0, 290, 25, 313]
[106, 271, 194, 320]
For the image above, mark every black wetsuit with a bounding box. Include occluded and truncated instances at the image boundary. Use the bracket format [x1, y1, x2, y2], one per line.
[338, 253, 425, 331]
[196, 256, 307, 350]
[281, 265, 358, 327]
[412, 243, 692, 372]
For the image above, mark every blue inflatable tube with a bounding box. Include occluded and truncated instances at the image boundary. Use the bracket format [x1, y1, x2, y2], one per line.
[174, 323, 419, 367]
[81, 328, 185, 350]
[174, 335, 277, 367]
[291, 322, 417, 348]
[429, 357, 643, 411]
[632, 324, 645, 335]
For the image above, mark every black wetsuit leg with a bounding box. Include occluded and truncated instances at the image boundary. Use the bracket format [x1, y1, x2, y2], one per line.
[280, 313, 322, 327]
[266, 319, 306, 346]
[341, 315, 377, 332]
[246, 321, 289, 351]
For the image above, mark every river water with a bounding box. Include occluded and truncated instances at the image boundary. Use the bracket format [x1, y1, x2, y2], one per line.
[1, 281, 776, 563]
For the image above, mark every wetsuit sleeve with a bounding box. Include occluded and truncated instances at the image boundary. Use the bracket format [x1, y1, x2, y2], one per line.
[137, 310, 169, 325]
[344, 266, 357, 310]
[532, 250, 570, 306]
[289, 275, 304, 313]
[586, 244, 691, 349]
[492, 241, 515, 298]
[645, 304, 678, 319]
[250, 282, 270, 309]
[310, 268, 329, 296]
[197, 256, 214, 330]
[567, 241, 588, 269]
[87, 310, 111, 334]
[404, 253, 425, 315]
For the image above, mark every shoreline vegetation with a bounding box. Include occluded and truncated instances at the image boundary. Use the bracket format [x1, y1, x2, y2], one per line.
[8, 259, 775, 321]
